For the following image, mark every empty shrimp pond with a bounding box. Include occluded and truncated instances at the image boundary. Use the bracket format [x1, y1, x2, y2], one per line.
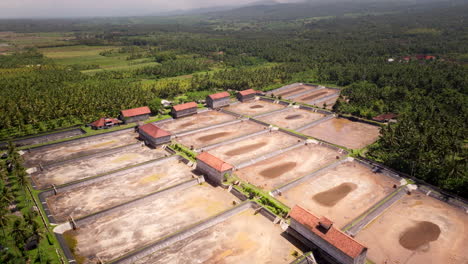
[355, 193, 468, 264]
[224, 99, 285, 116]
[294, 88, 340, 104]
[175, 119, 267, 150]
[156, 110, 236, 133]
[44, 156, 194, 223]
[300, 117, 381, 149]
[235, 143, 344, 190]
[61, 184, 237, 263]
[269, 84, 320, 98]
[23, 129, 138, 167]
[31, 145, 168, 189]
[256, 107, 327, 130]
[276, 161, 398, 228]
[205, 130, 302, 167]
[133, 208, 301, 264]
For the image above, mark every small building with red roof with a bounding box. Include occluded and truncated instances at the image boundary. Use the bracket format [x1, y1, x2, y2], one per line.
[288, 205, 367, 264]
[171, 102, 198, 119]
[196, 152, 233, 184]
[372, 113, 398, 123]
[206, 91, 230, 109]
[119, 106, 151, 123]
[236, 89, 257, 102]
[138, 123, 171, 147]
[89, 117, 122, 130]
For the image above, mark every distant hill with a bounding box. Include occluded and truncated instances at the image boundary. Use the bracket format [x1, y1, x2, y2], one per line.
[197, 0, 467, 21]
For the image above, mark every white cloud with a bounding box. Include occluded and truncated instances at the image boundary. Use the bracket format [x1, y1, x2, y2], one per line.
[0, 0, 267, 18]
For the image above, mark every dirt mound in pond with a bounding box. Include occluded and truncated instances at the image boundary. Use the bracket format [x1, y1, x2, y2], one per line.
[260, 162, 296, 178]
[302, 91, 328, 101]
[313, 182, 357, 207]
[197, 132, 232, 142]
[225, 142, 267, 156]
[250, 105, 264, 109]
[277, 87, 305, 96]
[285, 114, 303, 120]
[180, 121, 195, 127]
[399, 221, 441, 250]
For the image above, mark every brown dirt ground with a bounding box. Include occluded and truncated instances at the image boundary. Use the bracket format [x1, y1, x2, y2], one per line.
[47, 158, 194, 222]
[157, 111, 236, 133]
[294, 88, 339, 104]
[270, 84, 319, 98]
[257, 107, 326, 129]
[32, 146, 168, 189]
[134, 209, 301, 264]
[355, 193, 468, 264]
[224, 100, 285, 116]
[206, 131, 301, 166]
[312, 95, 339, 109]
[176, 120, 266, 149]
[277, 161, 398, 228]
[23, 130, 138, 167]
[235, 143, 344, 190]
[300, 118, 381, 149]
[64, 184, 238, 263]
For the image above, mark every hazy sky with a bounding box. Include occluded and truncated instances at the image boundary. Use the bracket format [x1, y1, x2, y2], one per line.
[0, 0, 290, 18]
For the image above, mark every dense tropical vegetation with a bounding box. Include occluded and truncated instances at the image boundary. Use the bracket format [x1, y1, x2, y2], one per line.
[0, 144, 63, 262]
[0, 0, 466, 199]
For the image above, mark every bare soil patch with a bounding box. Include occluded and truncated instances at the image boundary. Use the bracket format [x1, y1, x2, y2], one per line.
[133, 209, 301, 264]
[198, 132, 232, 142]
[260, 162, 297, 178]
[269, 84, 319, 98]
[23, 130, 138, 167]
[225, 142, 267, 156]
[32, 146, 168, 189]
[300, 117, 380, 149]
[158, 111, 236, 133]
[235, 143, 344, 190]
[250, 105, 264, 109]
[285, 114, 303, 120]
[176, 120, 265, 149]
[207, 131, 300, 166]
[46, 158, 193, 222]
[277, 161, 398, 227]
[301, 91, 328, 101]
[399, 221, 441, 250]
[355, 193, 468, 264]
[65, 184, 237, 263]
[313, 182, 358, 207]
[224, 100, 285, 116]
[257, 107, 325, 130]
[295, 88, 339, 104]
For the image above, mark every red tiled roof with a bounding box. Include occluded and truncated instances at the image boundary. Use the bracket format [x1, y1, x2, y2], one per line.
[139, 123, 171, 138]
[290, 206, 367, 259]
[90, 118, 121, 127]
[121, 106, 151, 117]
[373, 113, 397, 121]
[172, 102, 198, 112]
[208, 92, 230, 100]
[197, 152, 233, 172]
[238, 89, 257, 96]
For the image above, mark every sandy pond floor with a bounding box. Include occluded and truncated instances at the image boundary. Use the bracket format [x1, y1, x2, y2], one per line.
[355, 193, 468, 264]
[134, 209, 301, 264]
[65, 184, 238, 263]
[277, 161, 398, 228]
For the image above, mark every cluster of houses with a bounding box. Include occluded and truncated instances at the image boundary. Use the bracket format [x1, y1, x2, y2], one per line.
[88, 87, 369, 264]
[88, 88, 259, 147]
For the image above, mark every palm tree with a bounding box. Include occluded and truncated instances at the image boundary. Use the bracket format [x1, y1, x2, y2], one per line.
[0, 207, 11, 239]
